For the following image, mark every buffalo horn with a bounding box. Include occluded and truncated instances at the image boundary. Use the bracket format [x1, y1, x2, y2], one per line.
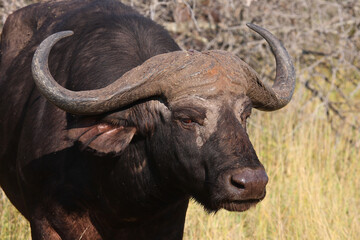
[32, 25, 295, 115]
[32, 31, 173, 115]
[245, 23, 296, 111]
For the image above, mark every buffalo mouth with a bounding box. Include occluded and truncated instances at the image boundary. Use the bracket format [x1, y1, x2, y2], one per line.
[218, 198, 263, 212]
[208, 192, 266, 212]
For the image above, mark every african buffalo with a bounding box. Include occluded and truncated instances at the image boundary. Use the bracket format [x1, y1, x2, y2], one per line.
[0, 0, 295, 239]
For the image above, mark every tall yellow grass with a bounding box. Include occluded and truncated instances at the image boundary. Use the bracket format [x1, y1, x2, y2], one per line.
[1, 84, 359, 239]
[0, 190, 30, 239]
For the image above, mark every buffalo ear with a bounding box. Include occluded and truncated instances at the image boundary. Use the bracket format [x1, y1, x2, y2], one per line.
[68, 124, 136, 156]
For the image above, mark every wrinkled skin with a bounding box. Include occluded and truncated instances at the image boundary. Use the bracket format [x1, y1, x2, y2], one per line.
[151, 95, 265, 210]
[0, 0, 270, 239]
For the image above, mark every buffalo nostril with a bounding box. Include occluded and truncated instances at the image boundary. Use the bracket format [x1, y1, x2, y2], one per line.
[229, 168, 268, 198]
[230, 176, 246, 189]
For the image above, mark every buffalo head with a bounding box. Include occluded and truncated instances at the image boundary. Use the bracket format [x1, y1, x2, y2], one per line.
[31, 23, 295, 212]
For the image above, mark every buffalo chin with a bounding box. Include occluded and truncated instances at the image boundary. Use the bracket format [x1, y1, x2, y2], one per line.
[199, 194, 266, 213]
[219, 199, 261, 212]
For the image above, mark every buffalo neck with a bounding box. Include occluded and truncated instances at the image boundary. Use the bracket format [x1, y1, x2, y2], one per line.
[90, 139, 190, 239]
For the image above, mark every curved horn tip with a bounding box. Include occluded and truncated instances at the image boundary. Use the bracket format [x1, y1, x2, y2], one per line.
[40, 31, 74, 47]
[246, 23, 271, 37]
[57, 30, 74, 37]
[49, 30, 74, 41]
[246, 22, 259, 30]
[34, 31, 74, 58]
[245, 23, 296, 111]
[32, 30, 76, 113]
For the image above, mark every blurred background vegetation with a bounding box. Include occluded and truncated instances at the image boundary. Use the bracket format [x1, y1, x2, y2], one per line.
[1, 0, 359, 239]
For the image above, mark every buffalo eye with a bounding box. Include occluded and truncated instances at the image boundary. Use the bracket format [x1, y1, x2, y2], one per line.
[173, 107, 206, 127]
[180, 118, 195, 125]
[175, 116, 203, 129]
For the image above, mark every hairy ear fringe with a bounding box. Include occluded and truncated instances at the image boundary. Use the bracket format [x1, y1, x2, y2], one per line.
[68, 124, 136, 156]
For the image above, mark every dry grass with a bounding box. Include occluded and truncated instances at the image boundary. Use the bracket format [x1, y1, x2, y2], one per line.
[0, 0, 359, 239]
[0, 190, 30, 239]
